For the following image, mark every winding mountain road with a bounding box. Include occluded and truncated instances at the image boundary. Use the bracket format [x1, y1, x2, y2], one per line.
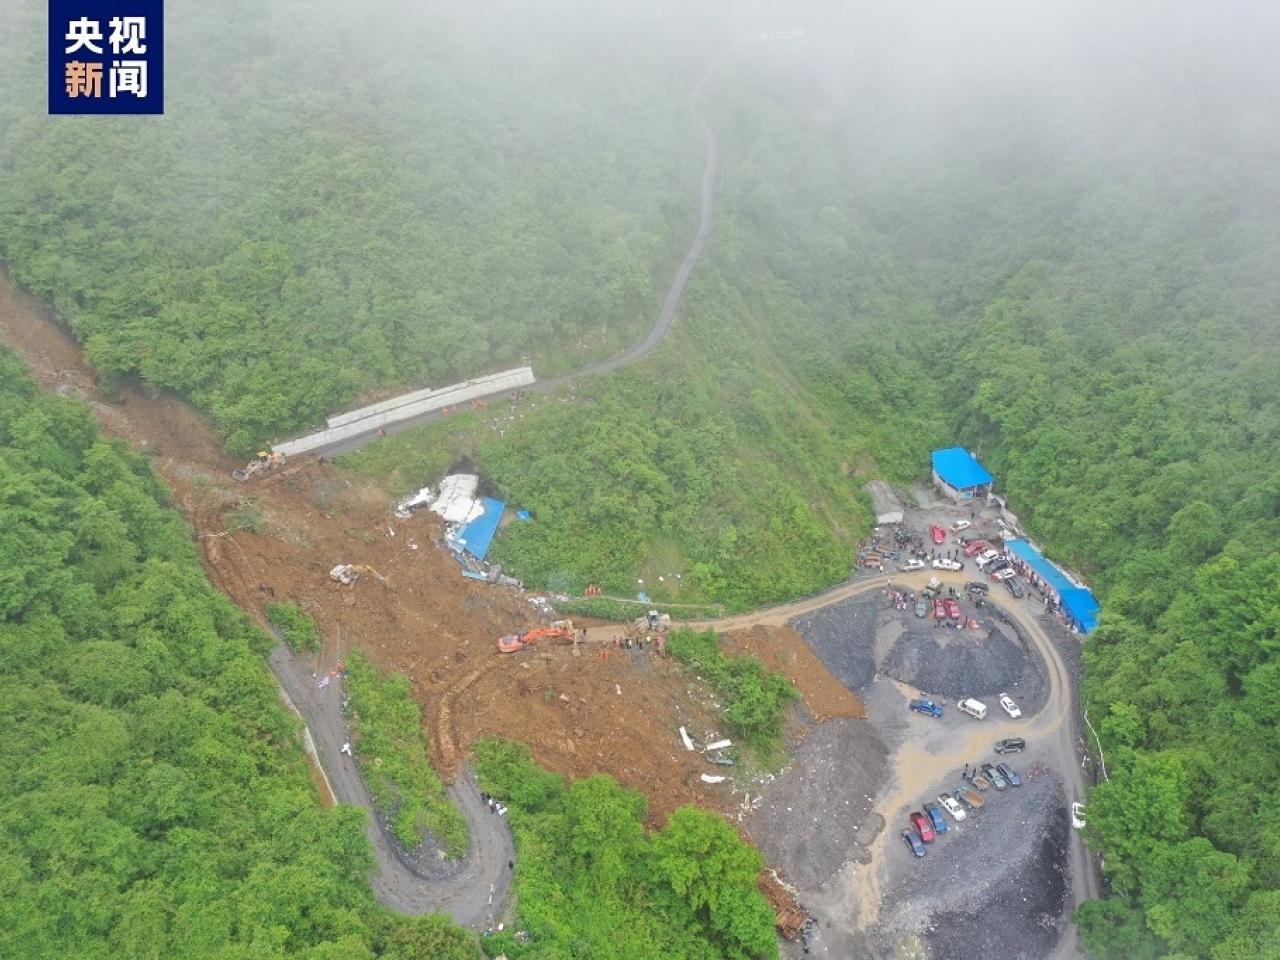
[269, 645, 515, 926]
[266, 62, 724, 922]
[311, 61, 720, 459]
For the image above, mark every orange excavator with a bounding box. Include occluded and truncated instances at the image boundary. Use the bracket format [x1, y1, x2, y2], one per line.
[497, 619, 576, 654]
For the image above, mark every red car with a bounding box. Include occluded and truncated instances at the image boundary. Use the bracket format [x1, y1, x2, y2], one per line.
[963, 540, 988, 557]
[945, 598, 962, 620]
[930, 525, 947, 545]
[909, 811, 935, 843]
[933, 597, 947, 619]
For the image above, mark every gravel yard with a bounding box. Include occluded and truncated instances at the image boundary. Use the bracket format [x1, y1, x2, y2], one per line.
[767, 579, 1075, 960]
[871, 771, 1070, 960]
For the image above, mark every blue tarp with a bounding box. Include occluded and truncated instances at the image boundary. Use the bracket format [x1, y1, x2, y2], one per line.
[931, 447, 994, 490]
[454, 497, 505, 561]
[1060, 588, 1101, 634]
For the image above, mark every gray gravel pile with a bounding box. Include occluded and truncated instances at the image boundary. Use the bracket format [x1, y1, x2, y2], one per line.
[871, 772, 1070, 960]
[882, 623, 1036, 700]
[790, 597, 879, 694]
[745, 718, 889, 889]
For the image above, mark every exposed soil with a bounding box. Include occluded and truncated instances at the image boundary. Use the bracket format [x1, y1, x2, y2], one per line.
[0, 268, 844, 829]
[722, 624, 866, 722]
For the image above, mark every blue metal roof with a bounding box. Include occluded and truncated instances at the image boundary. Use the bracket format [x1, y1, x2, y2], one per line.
[931, 447, 994, 490]
[1060, 588, 1100, 634]
[1004, 539, 1076, 594]
[454, 497, 505, 561]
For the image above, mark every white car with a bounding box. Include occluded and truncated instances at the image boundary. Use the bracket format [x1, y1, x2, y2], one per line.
[931, 557, 962, 572]
[991, 567, 1017, 582]
[976, 549, 1002, 568]
[999, 694, 1022, 719]
[1072, 802, 1087, 829]
[938, 794, 967, 821]
[951, 519, 972, 532]
[898, 558, 927, 572]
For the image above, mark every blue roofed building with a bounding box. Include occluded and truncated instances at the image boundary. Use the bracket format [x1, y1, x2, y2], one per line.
[1005, 538, 1101, 634]
[931, 447, 994, 501]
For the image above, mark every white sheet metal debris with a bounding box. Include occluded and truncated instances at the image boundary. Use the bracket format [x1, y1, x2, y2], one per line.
[704, 739, 732, 752]
[700, 774, 726, 784]
[679, 727, 695, 751]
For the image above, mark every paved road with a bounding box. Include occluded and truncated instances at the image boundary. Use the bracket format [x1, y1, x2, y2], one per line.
[310, 61, 720, 459]
[269, 644, 515, 926]
[589, 569, 1097, 956]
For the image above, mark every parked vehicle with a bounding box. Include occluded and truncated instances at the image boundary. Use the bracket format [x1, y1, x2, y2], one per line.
[909, 811, 935, 843]
[957, 698, 988, 720]
[955, 785, 985, 809]
[996, 762, 1022, 787]
[966, 770, 992, 790]
[944, 597, 963, 620]
[1004, 577, 1025, 598]
[976, 549, 1002, 567]
[934, 597, 948, 619]
[909, 698, 944, 718]
[951, 519, 971, 532]
[981, 763, 1009, 791]
[902, 828, 927, 857]
[963, 540, 989, 557]
[923, 802, 948, 834]
[930, 525, 947, 544]
[938, 794, 967, 821]
[1071, 802, 1087, 829]
[999, 694, 1022, 719]
[914, 595, 929, 618]
[965, 580, 989, 593]
[994, 737, 1026, 754]
[992, 567, 1017, 582]
[922, 577, 943, 598]
[899, 558, 927, 572]
[932, 557, 963, 572]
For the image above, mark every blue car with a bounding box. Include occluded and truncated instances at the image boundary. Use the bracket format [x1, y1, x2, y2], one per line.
[909, 698, 944, 718]
[923, 802, 948, 835]
[902, 829, 926, 858]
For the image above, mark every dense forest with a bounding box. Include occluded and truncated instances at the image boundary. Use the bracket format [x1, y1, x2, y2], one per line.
[0, 0, 707, 452]
[3, 0, 1280, 955]
[473, 739, 778, 960]
[0, 347, 477, 958]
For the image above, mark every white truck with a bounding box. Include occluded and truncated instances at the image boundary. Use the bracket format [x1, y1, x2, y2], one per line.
[957, 698, 988, 720]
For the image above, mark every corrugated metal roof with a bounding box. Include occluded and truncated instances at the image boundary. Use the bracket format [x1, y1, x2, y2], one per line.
[1005, 539, 1076, 594]
[454, 497, 505, 561]
[1060, 588, 1100, 634]
[931, 447, 994, 489]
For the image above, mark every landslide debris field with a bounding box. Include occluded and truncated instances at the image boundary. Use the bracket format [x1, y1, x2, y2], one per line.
[2, 276, 1081, 957]
[0, 276, 861, 828]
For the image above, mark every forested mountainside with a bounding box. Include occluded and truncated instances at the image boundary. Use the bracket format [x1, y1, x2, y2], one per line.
[0, 348, 475, 959]
[0, 0, 707, 452]
[2, 0, 1280, 954]
[815, 10, 1280, 954]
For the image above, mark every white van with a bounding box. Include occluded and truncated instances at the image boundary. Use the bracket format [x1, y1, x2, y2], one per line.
[957, 698, 988, 720]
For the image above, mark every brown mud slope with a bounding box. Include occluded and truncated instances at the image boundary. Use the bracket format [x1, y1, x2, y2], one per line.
[0, 270, 857, 826]
[722, 624, 866, 722]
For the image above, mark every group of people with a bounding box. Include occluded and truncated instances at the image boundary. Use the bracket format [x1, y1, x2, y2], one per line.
[480, 791, 508, 816]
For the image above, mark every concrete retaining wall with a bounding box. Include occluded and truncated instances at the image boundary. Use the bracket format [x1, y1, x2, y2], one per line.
[274, 366, 534, 457]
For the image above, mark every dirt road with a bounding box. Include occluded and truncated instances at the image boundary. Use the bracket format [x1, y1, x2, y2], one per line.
[269, 644, 515, 926]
